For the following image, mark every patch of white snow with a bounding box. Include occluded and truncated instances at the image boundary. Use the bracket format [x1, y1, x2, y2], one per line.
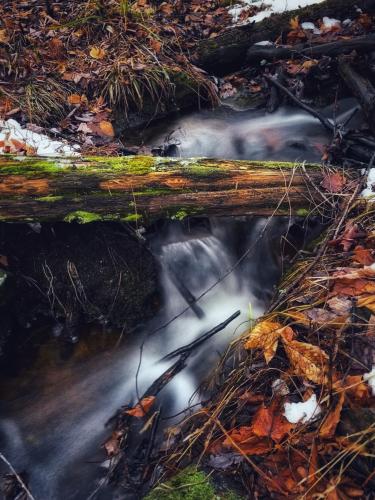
[361, 168, 375, 198]
[0, 119, 80, 157]
[283, 394, 321, 424]
[229, 0, 326, 26]
[364, 366, 375, 396]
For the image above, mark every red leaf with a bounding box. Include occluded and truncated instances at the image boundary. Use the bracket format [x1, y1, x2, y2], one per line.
[125, 396, 156, 418]
[321, 172, 346, 193]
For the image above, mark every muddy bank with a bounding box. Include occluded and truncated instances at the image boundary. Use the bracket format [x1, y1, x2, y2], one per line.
[0, 221, 159, 359]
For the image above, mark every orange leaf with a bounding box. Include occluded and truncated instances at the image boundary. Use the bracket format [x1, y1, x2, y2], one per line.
[67, 94, 83, 105]
[353, 245, 375, 266]
[252, 405, 294, 443]
[282, 339, 329, 384]
[90, 46, 106, 59]
[99, 120, 115, 137]
[290, 16, 300, 30]
[244, 320, 285, 363]
[223, 427, 272, 455]
[321, 172, 346, 193]
[125, 396, 156, 417]
[319, 392, 345, 438]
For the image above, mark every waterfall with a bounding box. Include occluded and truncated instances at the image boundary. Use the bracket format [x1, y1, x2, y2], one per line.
[0, 217, 287, 499]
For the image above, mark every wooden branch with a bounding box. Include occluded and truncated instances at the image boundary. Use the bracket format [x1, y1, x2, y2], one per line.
[0, 155, 324, 222]
[246, 35, 375, 64]
[196, 0, 375, 75]
[338, 56, 375, 137]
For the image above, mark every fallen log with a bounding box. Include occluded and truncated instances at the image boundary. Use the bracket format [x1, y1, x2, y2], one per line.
[338, 56, 375, 137]
[0, 155, 324, 222]
[196, 0, 375, 75]
[246, 35, 375, 64]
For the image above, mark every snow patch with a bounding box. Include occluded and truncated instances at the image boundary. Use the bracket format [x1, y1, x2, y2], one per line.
[364, 366, 375, 396]
[229, 0, 325, 26]
[283, 394, 321, 423]
[361, 168, 375, 198]
[0, 119, 80, 157]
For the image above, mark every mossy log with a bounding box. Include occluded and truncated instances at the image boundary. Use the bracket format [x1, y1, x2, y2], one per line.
[0, 155, 323, 222]
[196, 0, 375, 75]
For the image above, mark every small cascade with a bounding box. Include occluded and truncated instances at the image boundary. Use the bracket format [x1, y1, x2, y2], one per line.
[0, 216, 288, 499]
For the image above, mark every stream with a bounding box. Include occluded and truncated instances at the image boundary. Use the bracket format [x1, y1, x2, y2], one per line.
[0, 104, 336, 499]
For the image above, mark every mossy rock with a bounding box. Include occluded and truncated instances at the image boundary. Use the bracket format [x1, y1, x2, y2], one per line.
[145, 467, 242, 500]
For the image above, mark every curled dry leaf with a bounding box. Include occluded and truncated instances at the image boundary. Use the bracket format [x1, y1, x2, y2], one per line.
[99, 120, 115, 137]
[319, 392, 345, 438]
[244, 320, 286, 363]
[353, 245, 375, 266]
[125, 396, 156, 418]
[329, 222, 367, 252]
[357, 295, 375, 313]
[90, 46, 106, 59]
[332, 278, 375, 297]
[282, 339, 329, 384]
[321, 172, 346, 193]
[103, 430, 123, 457]
[252, 405, 294, 443]
[223, 427, 272, 455]
[327, 296, 352, 316]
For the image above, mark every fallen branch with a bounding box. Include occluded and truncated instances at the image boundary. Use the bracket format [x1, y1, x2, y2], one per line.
[160, 310, 241, 362]
[246, 35, 375, 63]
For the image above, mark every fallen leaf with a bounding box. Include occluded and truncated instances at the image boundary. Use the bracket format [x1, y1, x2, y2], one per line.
[99, 120, 115, 137]
[357, 295, 375, 313]
[223, 427, 272, 455]
[353, 245, 375, 266]
[252, 405, 294, 443]
[282, 339, 329, 384]
[244, 320, 285, 363]
[290, 16, 300, 30]
[103, 430, 123, 457]
[67, 94, 83, 105]
[329, 222, 367, 252]
[321, 172, 346, 193]
[319, 392, 345, 438]
[327, 296, 352, 315]
[90, 46, 106, 59]
[125, 396, 156, 417]
[332, 278, 375, 297]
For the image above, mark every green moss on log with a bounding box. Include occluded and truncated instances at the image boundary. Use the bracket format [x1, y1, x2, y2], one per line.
[64, 211, 103, 224]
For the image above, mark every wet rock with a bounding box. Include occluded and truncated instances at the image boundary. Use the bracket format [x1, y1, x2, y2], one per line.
[0, 222, 160, 342]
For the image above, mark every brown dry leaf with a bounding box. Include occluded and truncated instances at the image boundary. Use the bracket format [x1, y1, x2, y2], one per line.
[357, 295, 375, 313]
[223, 426, 272, 455]
[290, 16, 300, 30]
[321, 172, 346, 193]
[99, 120, 115, 137]
[319, 392, 345, 438]
[125, 396, 156, 417]
[329, 222, 367, 252]
[0, 29, 10, 44]
[332, 278, 375, 297]
[252, 405, 294, 443]
[282, 339, 329, 384]
[327, 296, 352, 316]
[353, 245, 375, 266]
[342, 375, 369, 402]
[103, 430, 123, 457]
[244, 320, 285, 363]
[90, 46, 106, 59]
[67, 94, 83, 105]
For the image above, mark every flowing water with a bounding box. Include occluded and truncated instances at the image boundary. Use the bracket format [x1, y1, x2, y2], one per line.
[0, 105, 333, 499]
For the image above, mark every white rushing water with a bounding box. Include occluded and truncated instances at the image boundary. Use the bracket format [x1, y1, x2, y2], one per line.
[0, 217, 288, 499]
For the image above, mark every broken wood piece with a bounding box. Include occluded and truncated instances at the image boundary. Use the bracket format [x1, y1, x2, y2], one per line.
[160, 310, 241, 362]
[246, 35, 375, 64]
[338, 56, 375, 137]
[0, 155, 324, 222]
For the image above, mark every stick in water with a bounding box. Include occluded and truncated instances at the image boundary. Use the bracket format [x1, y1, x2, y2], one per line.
[0, 452, 36, 500]
[160, 310, 241, 362]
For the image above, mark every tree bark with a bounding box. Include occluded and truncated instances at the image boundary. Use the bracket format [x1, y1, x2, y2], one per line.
[338, 56, 375, 137]
[246, 35, 375, 64]
[196, 0, 375, 75]
[0, 155, 323, 222]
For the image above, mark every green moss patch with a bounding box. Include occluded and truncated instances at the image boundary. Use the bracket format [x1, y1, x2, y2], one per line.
[64, 211, 103, 224]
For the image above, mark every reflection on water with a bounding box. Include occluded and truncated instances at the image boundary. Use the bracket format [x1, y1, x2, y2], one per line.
[0, 217, 288, 499]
